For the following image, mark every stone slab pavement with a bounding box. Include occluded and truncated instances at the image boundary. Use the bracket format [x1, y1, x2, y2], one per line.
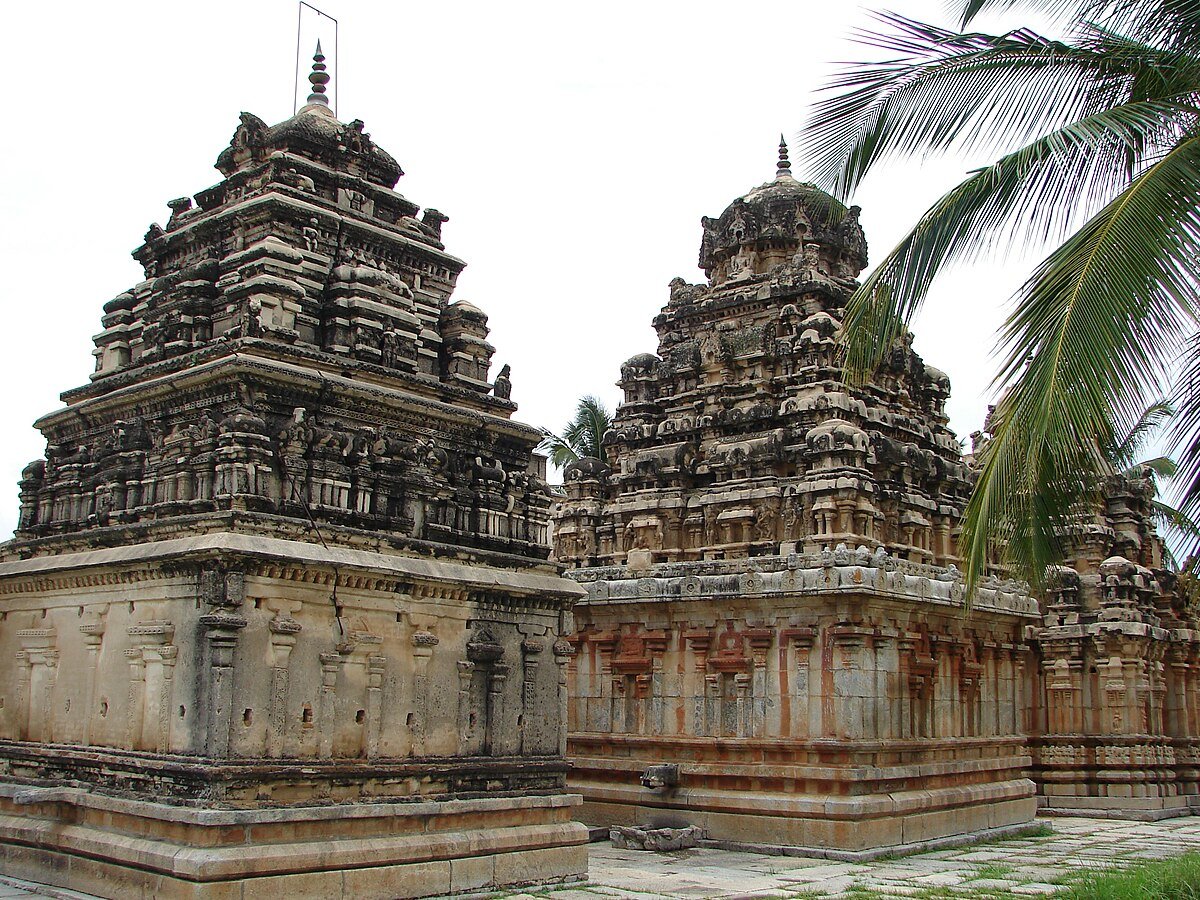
[0, 815, 1196, 899]
[501, 816, 1200, 899]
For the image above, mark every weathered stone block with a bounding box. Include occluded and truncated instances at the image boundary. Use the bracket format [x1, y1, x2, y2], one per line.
[610, 824, 705, 851]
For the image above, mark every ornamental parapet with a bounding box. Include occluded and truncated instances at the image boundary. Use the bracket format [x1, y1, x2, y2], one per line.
[570, 544, 1038, 617]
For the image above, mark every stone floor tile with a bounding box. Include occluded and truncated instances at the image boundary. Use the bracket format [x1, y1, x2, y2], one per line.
[911, 871, 968, 886]
[1010, 884, 1061, 896]
[968, 878, 1021, 890]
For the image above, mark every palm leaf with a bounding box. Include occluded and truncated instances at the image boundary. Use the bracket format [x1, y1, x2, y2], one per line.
[538, 395, 614, 471]
[1110, 399, 1174, 469]
[537, 429, 581, 470]
[837, 96, 1193, 380]
[958, 0, 1200, 53]
[960, 132, 1200, 591]
[802, 13, 1196, 201]
[1151, 497, 1200, 567]
[1128, 455, 1179, 479]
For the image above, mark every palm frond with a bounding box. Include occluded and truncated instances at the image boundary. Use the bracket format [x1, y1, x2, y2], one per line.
[538, 395, 614, 471]
[802, 12, 1195, 200]
[1151, 497, 1200, 567]
[839, 97, 1192, 380]
[1110, 399, 1175, 469]
[536, 429, 581, 470]
[1128, 455, 1179, 479]
[957, 1, 1126, 29]
[1167, 335, 1200, 519]
[957, 0, 1200, 53]
[960, 132, 1200, 591]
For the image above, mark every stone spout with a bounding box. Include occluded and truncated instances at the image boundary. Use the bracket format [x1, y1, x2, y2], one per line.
[640, 763, 680, 790]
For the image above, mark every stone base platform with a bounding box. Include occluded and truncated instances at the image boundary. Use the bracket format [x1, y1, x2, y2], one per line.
[1033, 736, 1200, 821]
[0, 784, 588, 899]
[1039, 795, 1200, 821]
[571, 736, 1037, 859]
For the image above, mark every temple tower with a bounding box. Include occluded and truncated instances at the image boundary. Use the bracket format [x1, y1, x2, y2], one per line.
[0, 49, 587, 898]
[555, 144, 1043, 856]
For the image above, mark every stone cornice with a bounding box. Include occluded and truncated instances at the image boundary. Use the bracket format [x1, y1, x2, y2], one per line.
[0, 532, 585, 603]
[41, 352, 534, 443]
[159, 190, 467, 272]
[571, 550, 1037, 618]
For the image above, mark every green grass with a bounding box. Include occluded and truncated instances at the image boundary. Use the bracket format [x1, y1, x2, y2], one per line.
[969, 862, 1016, 881]
[1059, 852, 1200, 899]
[1019, 823, 1056, 839]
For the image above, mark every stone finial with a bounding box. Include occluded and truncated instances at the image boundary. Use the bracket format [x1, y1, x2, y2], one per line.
[776, 134, 793, 180]
[306, 41, 331, 108]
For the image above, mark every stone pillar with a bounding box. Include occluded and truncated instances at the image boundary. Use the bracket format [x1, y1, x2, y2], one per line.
[16, 628, 57, 742]
[783, 627, 816, 739]
[685, 630, 712, 735]
[266, 610, 302, 758]
[747, 628, 773, 738]
[410, 630, 439, 756]
[553, 639, 575, 756]
[366, 654, 385, 758]
[520, 638, 544, 753]
[200, 613, 248, 758]
[457, 661, 475, 752]
[830, 626, 872, 740]
[124, 647, 145, 749]
[645, 633, 669, 736]
[610, 674, 626, 734]
[705, 674, 721, 736]
[79, 613, 106, 745]
[486, 665, 509, 756]
[595, 633, 615, 732]
[1168, 646, 1192, 739]
[872, 630, 897, 739]
[128, 621, 176, 752]
[734, 672, 751, 736]
[317, 650, 342, 759]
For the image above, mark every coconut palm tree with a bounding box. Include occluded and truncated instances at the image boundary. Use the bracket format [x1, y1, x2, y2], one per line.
[801, 0, 1200, 588]
[537, 396, 613, 469]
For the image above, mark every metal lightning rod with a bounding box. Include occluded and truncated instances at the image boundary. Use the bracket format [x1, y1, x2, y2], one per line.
[294, 2, 339, 115]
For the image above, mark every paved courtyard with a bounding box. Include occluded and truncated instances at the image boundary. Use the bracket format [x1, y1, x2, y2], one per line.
[524, 816, 1200, 899]
[0, 815, 1196, 899]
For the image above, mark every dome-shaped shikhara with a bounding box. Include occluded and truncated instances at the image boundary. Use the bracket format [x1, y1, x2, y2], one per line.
[555, 140, 972, 573]
[215, 105, 403, 188]
[699, 171, 868, 286]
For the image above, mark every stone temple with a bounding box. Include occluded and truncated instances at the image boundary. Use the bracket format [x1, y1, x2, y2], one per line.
[0, 49, 587, 897]
[2, 44, 1200, 897]
[553, 142, 1200, 856]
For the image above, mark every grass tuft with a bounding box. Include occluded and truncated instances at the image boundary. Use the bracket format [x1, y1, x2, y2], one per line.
[1060, 851, 1200, 899]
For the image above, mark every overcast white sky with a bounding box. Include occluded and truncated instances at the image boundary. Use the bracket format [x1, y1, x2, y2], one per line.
[0, 1, 1056, 540]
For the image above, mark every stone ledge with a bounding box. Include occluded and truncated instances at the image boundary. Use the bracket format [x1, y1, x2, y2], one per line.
[0, 804, 588, 881]
[0, 532, 585, 601]
[573, 777, 1036, 820]
[0, 781, 581, 826]
[0, 835, 588, 899]
[698, 819, 1048, 862]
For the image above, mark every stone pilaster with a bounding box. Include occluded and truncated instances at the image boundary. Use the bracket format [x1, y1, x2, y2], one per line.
[200, 613, 247, 758]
